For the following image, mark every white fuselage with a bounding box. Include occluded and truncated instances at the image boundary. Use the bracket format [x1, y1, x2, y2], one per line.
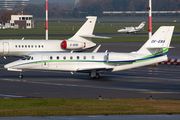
[118, 27, 142, 33]
[4, 52, 167, 73]
[0, 40, 95, 57]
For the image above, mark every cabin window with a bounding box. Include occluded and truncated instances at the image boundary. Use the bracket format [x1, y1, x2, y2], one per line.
[31, 57, 33, 60]
[92, 56, 94, 59]
[31, 45, 33, 48]
[57, 56, 59, 60]
[38, 45, 40, 48]
[63, 56, 66, 60]
[77, 56, 79, 59]
[22, 45, 24, 48]
[19, 45, 21, 48]
[70, 56, 73, 59]
[35, 45, 37, 48]
[15, 45, 17, 48]
[42, 45, 44, 48]
[50, 56, 53, 60]
[25, 45, 27, 48]
[28, 45, 30, 48]
[83, 56, 86, 59]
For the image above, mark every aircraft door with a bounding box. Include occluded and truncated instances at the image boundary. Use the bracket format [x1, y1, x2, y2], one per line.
[41, 55, 49, 68]
[3, 42, 9, 55]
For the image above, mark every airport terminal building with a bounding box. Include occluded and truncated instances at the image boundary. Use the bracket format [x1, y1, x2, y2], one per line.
[0, 0, 29, 10]
[9, 14, 35, 29]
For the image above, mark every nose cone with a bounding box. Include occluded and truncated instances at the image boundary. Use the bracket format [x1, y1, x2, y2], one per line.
[4, 62, 22, 71]
[118, 29, 122, 32]
[4, 63, 13, 69]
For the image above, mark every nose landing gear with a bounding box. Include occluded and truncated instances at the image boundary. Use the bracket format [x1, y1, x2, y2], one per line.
[19, 71, 23, 79]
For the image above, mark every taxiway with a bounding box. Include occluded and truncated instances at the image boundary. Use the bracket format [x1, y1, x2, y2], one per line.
[0, 43, 180, 99]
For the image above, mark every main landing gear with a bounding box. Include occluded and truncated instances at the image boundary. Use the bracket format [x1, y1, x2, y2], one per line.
[19, 71, 23, 79]
[90, 70, 100, 79]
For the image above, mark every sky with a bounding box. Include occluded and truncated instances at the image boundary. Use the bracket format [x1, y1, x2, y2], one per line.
[29, 0, 74, 4]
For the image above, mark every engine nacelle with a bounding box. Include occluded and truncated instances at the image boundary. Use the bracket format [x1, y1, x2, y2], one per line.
[107, 53, 136, 63]
[61, 40, 85, 50]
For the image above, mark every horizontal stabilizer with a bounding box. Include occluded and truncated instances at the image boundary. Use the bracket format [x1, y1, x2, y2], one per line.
[80, 35, 110, 39]
[146, 47, 167, 49]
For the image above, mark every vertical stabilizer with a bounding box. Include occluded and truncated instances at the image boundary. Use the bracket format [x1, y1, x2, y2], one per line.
[137, 22, 146, 29]
[68, 16, 97, 43]
[136, 26, 174, 55]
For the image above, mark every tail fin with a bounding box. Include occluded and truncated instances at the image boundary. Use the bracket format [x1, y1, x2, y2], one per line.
[136, 26, 174, 55]
[137, 22, 146, 29]
[68, 16, 97, 43]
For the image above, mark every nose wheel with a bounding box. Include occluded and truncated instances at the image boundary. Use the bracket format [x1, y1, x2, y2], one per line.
[19, 72, 23, 79]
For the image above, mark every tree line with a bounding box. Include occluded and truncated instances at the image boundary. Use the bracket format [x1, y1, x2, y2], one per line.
[0, 0, 180, 21]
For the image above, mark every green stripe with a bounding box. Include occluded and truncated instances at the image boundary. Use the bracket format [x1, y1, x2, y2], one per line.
[141, 48, 169, 59]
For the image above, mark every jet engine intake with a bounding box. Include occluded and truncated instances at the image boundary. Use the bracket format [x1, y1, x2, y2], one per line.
[61, 40, 85, 50]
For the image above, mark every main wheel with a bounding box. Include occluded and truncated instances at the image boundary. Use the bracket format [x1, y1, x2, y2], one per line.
[94, 73, 100, 79]
[19, 75, 23, 79]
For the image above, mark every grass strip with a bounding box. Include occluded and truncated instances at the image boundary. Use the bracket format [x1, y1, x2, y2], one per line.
[0, 22, 180, 35]
[0, 98, 180, 116]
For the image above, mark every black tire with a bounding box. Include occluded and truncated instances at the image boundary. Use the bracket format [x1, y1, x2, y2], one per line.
[19, 75, 23, 79]
[94, 73, 100, 79]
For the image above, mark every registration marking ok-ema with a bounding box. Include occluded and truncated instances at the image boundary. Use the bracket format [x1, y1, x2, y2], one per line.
[0, 16, 109, 58]
[4, 26, 174, 79]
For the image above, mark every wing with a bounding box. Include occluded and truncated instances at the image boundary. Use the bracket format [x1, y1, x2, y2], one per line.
[76, 67, 113, 73]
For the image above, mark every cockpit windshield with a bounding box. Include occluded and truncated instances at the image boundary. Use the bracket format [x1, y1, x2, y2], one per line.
[21, 56, 32, 60]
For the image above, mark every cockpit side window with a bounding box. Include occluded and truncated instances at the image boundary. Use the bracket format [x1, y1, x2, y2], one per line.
[21, 56, 31, 60]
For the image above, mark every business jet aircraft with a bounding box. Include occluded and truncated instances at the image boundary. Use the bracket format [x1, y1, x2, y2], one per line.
[0, 16, 108, 58]
[4, 26, 174, 79]
[0, 24, 5, 27]
[117, 22, 146, 33]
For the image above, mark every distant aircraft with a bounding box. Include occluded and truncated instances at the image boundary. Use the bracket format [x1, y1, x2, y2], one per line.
[4, 26, 174, 79]
[0, 24, 5, 27]
[117, 22, 146, 33]
[0, 16, 109, 58]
